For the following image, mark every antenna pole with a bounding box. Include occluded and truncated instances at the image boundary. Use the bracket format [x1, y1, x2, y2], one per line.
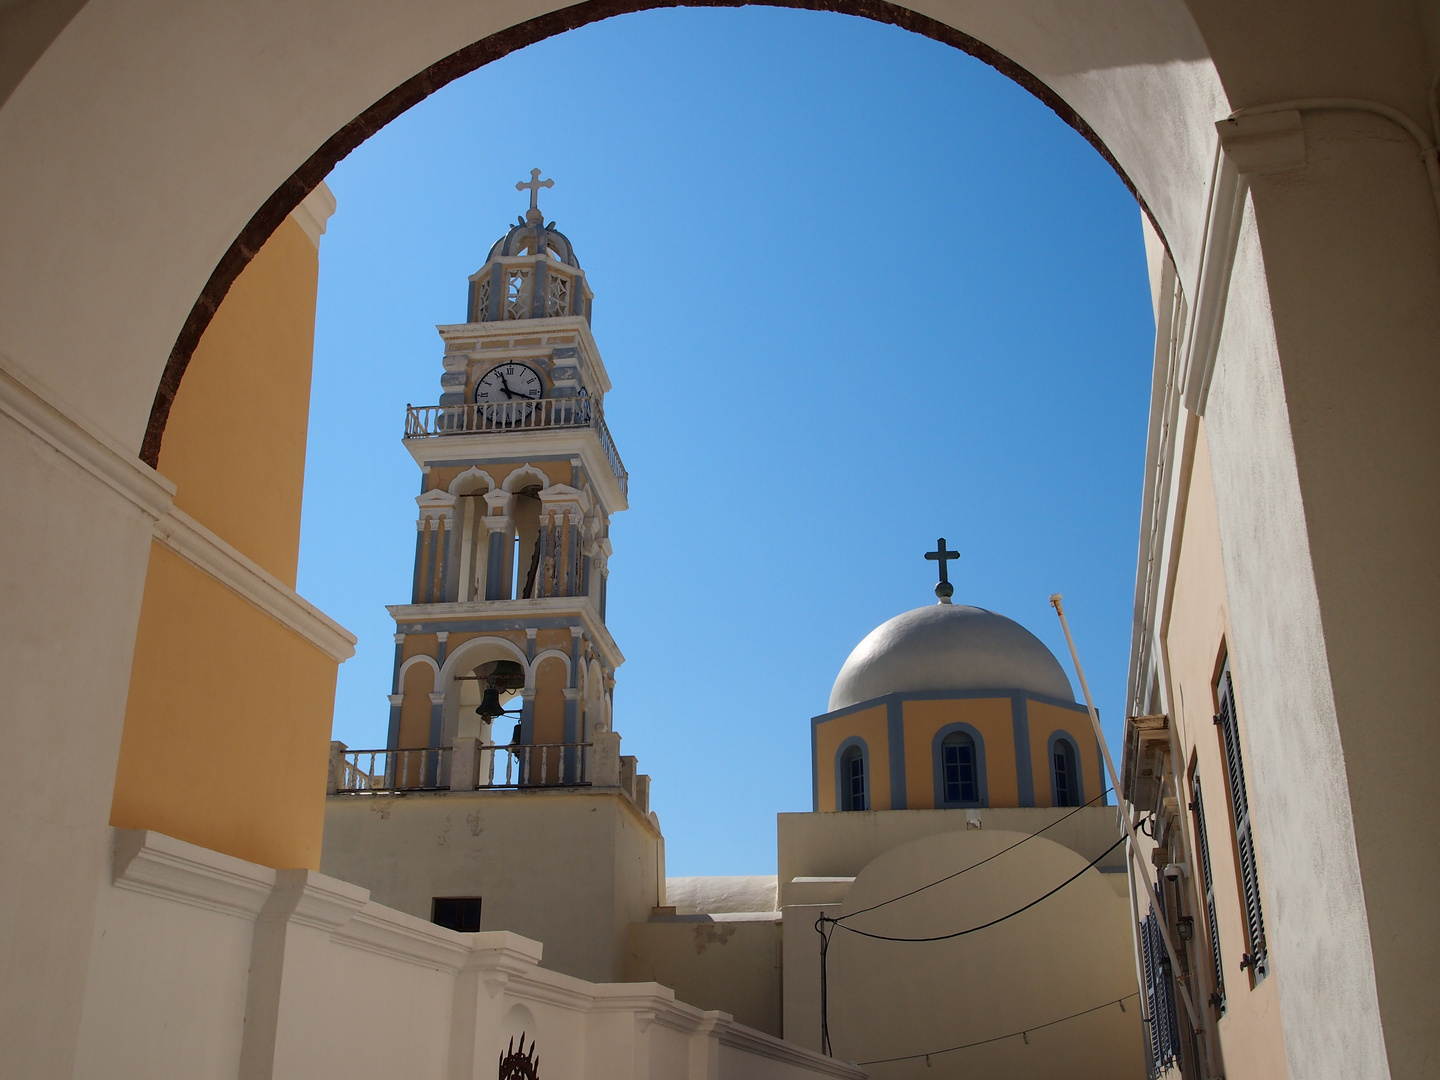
[1049, 593, 1202, 1033]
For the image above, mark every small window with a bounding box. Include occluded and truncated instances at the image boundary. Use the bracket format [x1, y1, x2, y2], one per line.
[1052, 738, 1080, 807]
[432, 896, 482, 933]
[941, 732, 978, 804]
[841, 745, 867, 811]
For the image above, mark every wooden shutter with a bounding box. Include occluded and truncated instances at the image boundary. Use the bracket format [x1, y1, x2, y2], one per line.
[1215, 659, 1268, 979]
[1140, 909, 1182, 1076]
[1190, 775, 1226, 1013]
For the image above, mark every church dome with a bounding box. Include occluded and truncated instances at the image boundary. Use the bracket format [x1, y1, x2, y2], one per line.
[485, 217, 582, 268]
[828, 604, 1074, 712]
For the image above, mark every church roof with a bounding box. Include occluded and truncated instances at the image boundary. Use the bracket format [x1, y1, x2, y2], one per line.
[485, 217, 582, 268]
[828, 603, 1074, 712]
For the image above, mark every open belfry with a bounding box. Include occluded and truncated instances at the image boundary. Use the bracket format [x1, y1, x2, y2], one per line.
[321, 174, 665, 984]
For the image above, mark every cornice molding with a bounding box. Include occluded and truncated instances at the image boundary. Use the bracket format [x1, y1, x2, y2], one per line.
[0, 357, 175, 521]
[153, 506, 357, 662]
[290, 181, 336, 248]
[332, 903, 471, 972]
[112, 829, 275, 919]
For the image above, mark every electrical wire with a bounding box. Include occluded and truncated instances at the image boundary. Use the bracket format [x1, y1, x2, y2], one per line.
[836, 787, 1113, 924]
[855, 992, 1141, 1066]
[823, 834, 1125, 943]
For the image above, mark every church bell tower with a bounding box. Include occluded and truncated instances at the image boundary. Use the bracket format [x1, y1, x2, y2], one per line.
[382, 170, 628, 789]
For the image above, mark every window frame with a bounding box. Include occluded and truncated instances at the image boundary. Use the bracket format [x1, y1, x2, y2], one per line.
[1189, 768, 1227, 1015]
[1047, 730, 1084, 807]
[930, 722, 988, 808]
[835, 736, 869, 812]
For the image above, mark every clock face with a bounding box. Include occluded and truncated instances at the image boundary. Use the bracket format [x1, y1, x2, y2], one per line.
[475, 362, 544, 404]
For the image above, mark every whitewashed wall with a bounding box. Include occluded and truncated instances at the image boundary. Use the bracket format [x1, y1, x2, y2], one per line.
[70, 829, 862, 1080]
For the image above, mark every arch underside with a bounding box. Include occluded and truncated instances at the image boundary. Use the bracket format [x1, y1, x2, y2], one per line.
[109, 0, 1227, 465]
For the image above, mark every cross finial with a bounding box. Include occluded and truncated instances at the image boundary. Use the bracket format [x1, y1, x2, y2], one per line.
[924, 538, 961, 604]
[516, 168, 554, 222]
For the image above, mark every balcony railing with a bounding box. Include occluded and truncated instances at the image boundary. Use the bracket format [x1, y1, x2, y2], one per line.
[405, 399, 627, 497]
[333, 743, 591, 794]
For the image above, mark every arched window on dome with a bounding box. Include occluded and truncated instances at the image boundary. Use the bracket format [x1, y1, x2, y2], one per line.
[932, 723, 987, 807]
[1049, 733, 1083, 807]
[835, 738, 868, 812]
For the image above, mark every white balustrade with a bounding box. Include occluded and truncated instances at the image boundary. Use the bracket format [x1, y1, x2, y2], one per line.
[335, 743, 590, 793]
[404, 400, 627, 496]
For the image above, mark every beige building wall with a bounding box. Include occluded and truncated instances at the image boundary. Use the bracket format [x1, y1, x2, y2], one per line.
[801, 830, 1141, 1077]
[321, 788, 663, 983]
[1156, 421, 1288, 1078]
[626, 918, 783, 1036]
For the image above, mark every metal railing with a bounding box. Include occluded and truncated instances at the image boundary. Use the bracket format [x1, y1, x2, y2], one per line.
[337, 747, 452, 793]
[334, 743, 590, 794]
[404, 399, 628, 496]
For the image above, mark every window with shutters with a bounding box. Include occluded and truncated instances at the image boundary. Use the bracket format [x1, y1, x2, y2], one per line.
[1190, 772, 1226, 1014]
[1140, 908, 1182, 1077]
[1215, 657, 1268, 984]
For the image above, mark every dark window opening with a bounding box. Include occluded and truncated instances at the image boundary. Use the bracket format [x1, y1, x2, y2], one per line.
[1053, 739, 1079, 807]
[941, 733, 978, 804]
[842, 746, 867, 811]
[432, 896, 482, 933]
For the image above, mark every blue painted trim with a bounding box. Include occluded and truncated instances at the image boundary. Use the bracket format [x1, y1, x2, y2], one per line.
[1012, 696, 1036, 807]
[391, 615, 592, 635]
[488, 263, 503, 321]
[520, 695, 535, 745]
[485, 531, 505, 601]
[389, 641, 405, 694]
[813, 687, 1086, 727]
[1095, 735, 1108, 805]
[811, 714, 820, 811]
[386, 704, 402, 752]
[886, 699, 906, 810]
[930, 722, 989, 808]
[531, 259, 547, 319]
[425, 523, 440, 602]
[411, 530, 426, 604]
[1046, 730, 1085, 806]
[834, 736, 871, 812]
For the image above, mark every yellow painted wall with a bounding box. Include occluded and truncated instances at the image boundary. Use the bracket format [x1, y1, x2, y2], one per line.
[814, 705, 889, 811]
[112, 207, 339, 871]
[112, 544, 338, 869]
[902, 697, 1018, 808]
[156, 216, 320, 587]
[399, 662, 435, 748]
[1163, 422, 1288, 1078]
[1027, 700, 1103, 808]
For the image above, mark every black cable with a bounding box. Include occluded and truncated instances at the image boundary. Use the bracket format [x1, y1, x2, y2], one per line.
[836, 787, 1114, 924]
[824, 834, 1125, 943]
[856, 992, 1141, 1066]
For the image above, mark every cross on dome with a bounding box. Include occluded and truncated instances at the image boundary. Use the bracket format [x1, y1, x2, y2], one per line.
[924, 538, 960, 604]
[516, 168, 554, 222]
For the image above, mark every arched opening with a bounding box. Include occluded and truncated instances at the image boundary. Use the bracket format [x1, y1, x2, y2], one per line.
[837, 738, 868, 811]
[1049, 732, 1082, 807]
[5, 4, 1438, 1076]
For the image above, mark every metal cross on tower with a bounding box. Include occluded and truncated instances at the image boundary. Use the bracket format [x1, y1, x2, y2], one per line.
[516, 168, 554, 221]
[925, 538, 960, 604]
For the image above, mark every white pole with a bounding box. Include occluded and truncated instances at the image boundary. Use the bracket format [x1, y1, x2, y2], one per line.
[1050, 593, 1202, 1033]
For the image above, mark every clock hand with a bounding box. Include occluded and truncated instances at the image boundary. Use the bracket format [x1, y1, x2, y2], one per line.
[498, 374, 518, 399]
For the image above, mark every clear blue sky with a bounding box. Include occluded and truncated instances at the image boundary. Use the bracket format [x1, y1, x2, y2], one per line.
[298, 7, 1154, 876]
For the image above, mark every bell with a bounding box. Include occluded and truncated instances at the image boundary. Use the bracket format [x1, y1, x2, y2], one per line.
[476, 684, 505, 721]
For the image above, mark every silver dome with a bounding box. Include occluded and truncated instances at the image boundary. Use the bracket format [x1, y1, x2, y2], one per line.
[828, 604, 1074, 712]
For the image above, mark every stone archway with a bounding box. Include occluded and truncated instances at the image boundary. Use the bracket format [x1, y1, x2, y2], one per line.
[2, 4, 1437, 1079]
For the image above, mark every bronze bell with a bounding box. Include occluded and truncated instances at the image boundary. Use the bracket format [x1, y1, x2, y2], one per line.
[476, 684, 506, 721]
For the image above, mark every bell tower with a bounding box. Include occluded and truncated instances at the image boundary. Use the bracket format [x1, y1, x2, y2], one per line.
[380, 170, 629, 790]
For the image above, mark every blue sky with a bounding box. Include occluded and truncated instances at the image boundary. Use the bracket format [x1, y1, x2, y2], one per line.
[298, 7, 1154, 876]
